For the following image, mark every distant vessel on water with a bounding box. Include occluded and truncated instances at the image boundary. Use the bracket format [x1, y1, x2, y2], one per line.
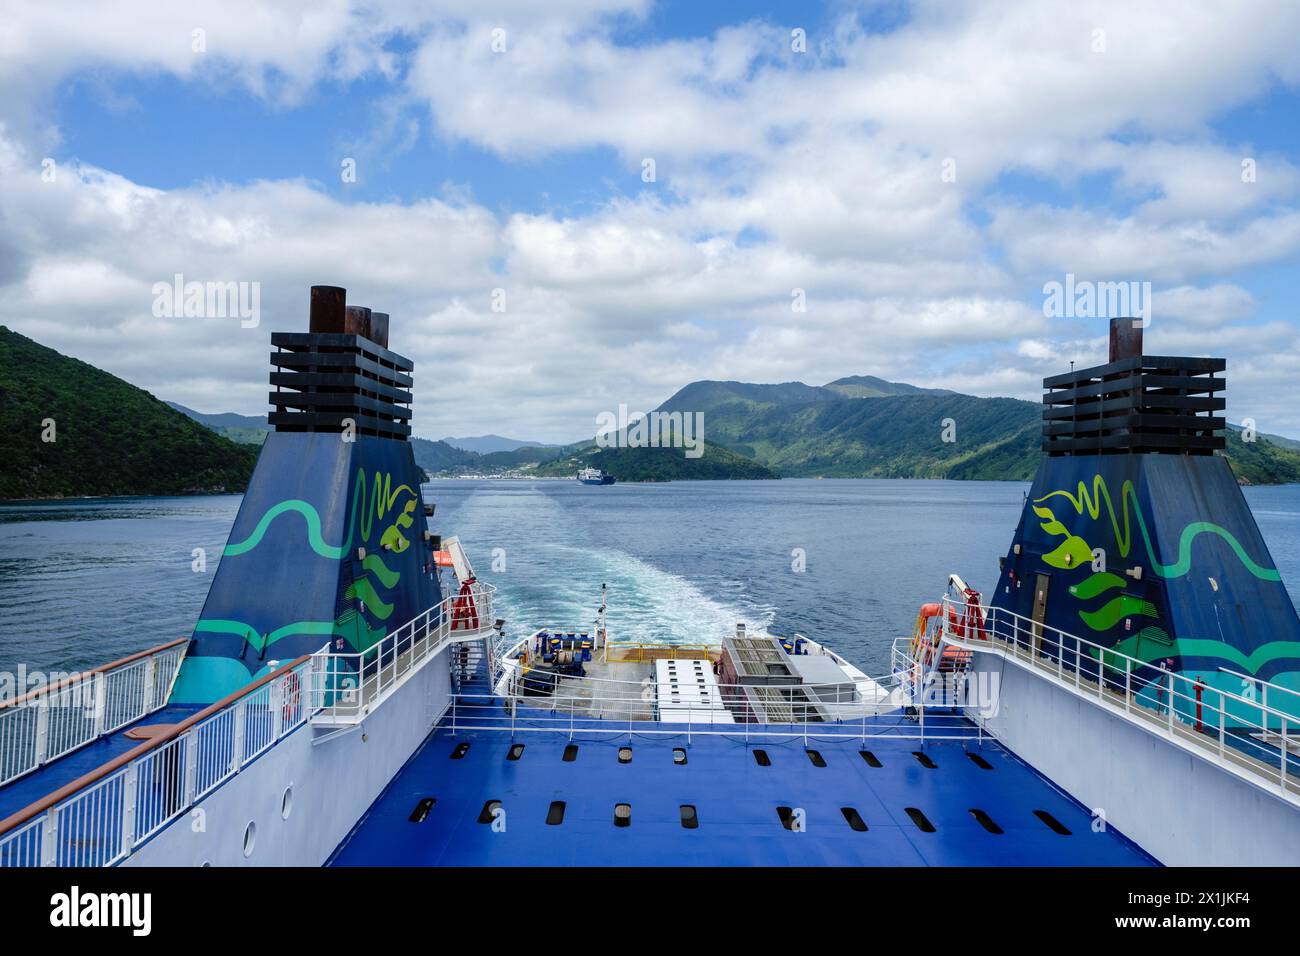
[578, 466, 616, 485]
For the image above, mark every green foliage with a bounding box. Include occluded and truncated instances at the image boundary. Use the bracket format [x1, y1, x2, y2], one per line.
[531, 441, 777, 481]
[410, 437, 479, 475]
[165, 403, 267, 445]
[212, 426, 267, 445]
[653, 378, 1300, 483]
[1222, 429, 1300, 484]
[0, 327, 259, 500]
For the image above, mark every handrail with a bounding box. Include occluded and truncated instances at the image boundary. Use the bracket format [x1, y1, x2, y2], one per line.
[308, 582, 496, 723]
[0, 639, 188, 788]
[0, 653, 311, 840]
[935, 595, 1300, 798]
[941, 596, 1300, 726]
[0, 637, 188, 710]
[449, 690, 982, 745]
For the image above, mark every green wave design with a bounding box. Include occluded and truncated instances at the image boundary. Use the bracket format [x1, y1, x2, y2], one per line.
[1079, 595, 1157, 632]
[196, 618, 339, 653]
[344, 577, 395, 620]
[1069, 572, 1127, 600]
[224, 500, 347, 559]
[1101, 633, 1300, 674]
[1034, 476, 1280, 582]
[196, 615, 386, 654]
[224, 470, 417, 560]
[361, 552, 400, 588]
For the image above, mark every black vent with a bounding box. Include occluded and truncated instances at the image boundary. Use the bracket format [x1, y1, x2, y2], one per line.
[267, 286, 414, 440]
[1042, 320, 1224, 456]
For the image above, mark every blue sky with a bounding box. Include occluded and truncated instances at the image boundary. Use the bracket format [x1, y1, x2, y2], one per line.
[2, 0, 1299, 442]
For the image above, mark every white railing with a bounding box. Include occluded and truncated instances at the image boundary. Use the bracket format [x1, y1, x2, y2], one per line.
[307, 582, 495, 724]
[0, 656, 312, 867]
[448, 685, 984, 745]
[0, 640, 186, 788]
[936, 596, 1300, 798]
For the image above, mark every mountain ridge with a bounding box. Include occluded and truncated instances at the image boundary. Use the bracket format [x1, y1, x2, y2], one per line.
[0, 328, 259, 500]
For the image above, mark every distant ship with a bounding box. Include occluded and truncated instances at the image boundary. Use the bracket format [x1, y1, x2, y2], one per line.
[5, 303, 1300, 868]
[578, 466, 615, 485]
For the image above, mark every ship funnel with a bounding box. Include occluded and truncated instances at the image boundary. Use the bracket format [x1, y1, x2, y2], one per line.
[345, 305, 372, 342]
[269, 290, 412, 439]
[172, 285, 439, 705]
[309, 285, 347, 332]
[1108, 317, 1143, 362]
[992, 322, 1300, 728]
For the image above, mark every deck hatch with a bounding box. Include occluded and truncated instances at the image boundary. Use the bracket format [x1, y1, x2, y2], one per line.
[969, 808, 1003, 834]
[905, 807, 936, 832]
[1034, 810, 1072, 835]
[840, 807, 868, 832]
[408, 798, 436, 823]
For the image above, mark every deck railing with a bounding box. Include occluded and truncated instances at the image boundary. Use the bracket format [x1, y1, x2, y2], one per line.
[452, 645, 977, 747]
[937, 596, 1300, 799]
[448, 687, 982, 745]
[0, 639, 187, 788]
[0, 655, 313, 867]
[307, 582, 495, 724]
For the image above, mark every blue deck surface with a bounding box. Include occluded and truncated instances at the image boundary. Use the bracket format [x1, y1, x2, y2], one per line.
[329, 715, 1158, 866]
[0, 704, 202, 820]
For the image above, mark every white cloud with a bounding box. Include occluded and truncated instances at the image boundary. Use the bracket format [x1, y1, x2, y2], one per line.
[2, 0, 1300, 440]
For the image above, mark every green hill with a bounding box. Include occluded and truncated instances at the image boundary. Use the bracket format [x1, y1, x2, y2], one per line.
[727, 393, 1043, 478]
[0, 327, 259, 500]
[166, 402, 269, 445]
[653, 374, 1300, 483]
[823, 375, 953, 399]
[533, 441, 777, 482]
[410, 437, 479, 475]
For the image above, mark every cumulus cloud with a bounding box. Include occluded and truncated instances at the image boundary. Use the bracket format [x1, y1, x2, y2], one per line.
[1, 0, 1299, 439]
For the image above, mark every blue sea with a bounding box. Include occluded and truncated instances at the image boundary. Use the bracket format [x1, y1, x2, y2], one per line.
[3, 479, 1300, 678]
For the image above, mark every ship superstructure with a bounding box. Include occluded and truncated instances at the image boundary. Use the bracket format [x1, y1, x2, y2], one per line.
[1, 307, 1297, 867]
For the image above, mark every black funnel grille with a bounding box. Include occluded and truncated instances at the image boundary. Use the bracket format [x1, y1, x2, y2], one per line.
[268, 286, 413, 440]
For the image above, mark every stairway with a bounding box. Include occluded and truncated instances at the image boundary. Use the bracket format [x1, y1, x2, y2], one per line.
[451, 638, 492, 704]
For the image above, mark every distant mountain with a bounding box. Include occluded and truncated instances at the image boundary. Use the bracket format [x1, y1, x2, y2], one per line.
[1228, 422, 1300, 453]
[0, 328, 259, 500]
[732, 392, 1045, 479]
[652, 373, 1300, 483]
[1223, 426, 1300, 484]
[823, 375, 952, 399]
[166, 402, 269, 445]
[410, 438, 479, 475]
[439, 434, 558, 454]
[532, 441, 777, 482]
